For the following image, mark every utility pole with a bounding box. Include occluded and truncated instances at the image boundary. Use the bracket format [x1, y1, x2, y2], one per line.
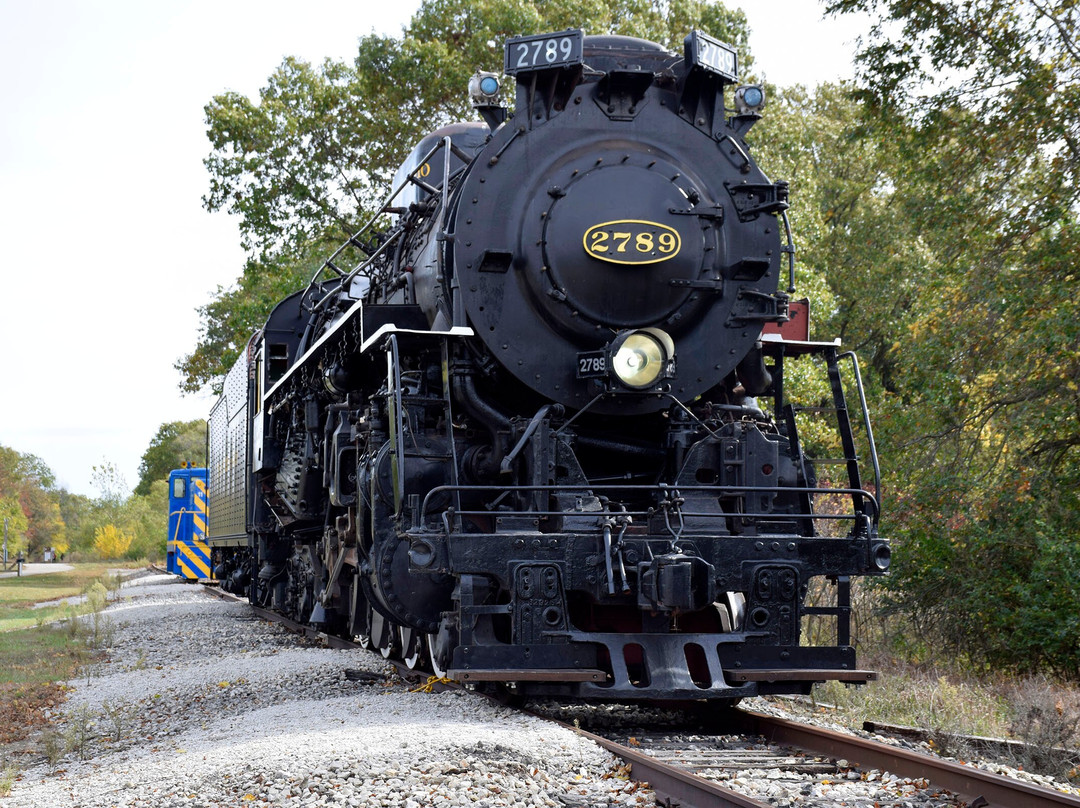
[3, 516, 7, 566]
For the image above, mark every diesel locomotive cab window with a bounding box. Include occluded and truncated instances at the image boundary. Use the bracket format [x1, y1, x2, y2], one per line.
[202, 29, 888, 703]
[172, 478, 185, 499]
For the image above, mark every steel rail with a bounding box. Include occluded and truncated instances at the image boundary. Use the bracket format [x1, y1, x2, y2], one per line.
[732, 708, 1080, 808]
[198, 583, 1079, 808]
[528, 711, 773, 808]
[202, 583, 764, 805]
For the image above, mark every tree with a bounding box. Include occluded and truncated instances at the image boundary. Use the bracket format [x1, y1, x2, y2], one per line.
[90, 461, 129, 509]
[824, 0, 1080, 675]
[57, 489, 95, 555]
[180, 0, 752, 392]
[0, 446, 65, 559]
[135, 420, 208, 496]
[0, 496, 29, 560]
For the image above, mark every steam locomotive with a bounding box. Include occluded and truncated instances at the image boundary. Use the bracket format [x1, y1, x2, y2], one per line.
[206, 29, 890, 701]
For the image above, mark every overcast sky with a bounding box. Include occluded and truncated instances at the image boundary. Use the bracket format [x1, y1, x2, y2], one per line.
[0, 1, 871, 498]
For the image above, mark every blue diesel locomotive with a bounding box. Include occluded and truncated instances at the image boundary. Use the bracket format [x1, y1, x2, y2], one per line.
[167, 464, 212, 580]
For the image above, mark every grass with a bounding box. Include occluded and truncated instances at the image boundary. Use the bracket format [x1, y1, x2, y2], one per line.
[0, 563, 141, 754]
[0, 563, 135, 631]
[804, 667, 1080, 780]
[815, 667, 1014, 740]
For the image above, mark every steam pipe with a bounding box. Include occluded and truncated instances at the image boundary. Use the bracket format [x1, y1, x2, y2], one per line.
[452, 369, 512, 478]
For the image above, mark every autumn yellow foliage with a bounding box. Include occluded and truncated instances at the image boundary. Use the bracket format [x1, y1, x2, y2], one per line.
[93, 524, 133, 559]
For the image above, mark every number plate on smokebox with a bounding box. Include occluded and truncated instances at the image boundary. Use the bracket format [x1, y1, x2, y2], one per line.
[576, 351, 607, 379]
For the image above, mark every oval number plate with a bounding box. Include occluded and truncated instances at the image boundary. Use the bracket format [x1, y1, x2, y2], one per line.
[583, 220, 681, 265]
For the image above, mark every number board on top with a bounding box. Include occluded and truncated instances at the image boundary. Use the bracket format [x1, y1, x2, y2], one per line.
[685, 30, 738, 82]
[505, 30, 584, 75]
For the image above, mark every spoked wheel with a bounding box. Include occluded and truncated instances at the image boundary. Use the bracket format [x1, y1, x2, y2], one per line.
[370, 611, 398, 659]
[378, 627, 400, 660]
[351, 580, 372, 650]
[399, 626, 425, 670]
[426, 621, 458, 679]
[426, 633, 448, 677]
[356, 601, 373, 650]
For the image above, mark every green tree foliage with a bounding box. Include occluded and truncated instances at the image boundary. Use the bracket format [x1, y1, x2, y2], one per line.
[135, 420, 208, 496]
[0, 496, 29, 559]
[83, 461, 165, 562]
[127, 479, 169, 561]
[0, 446, 65, 559]
[178, 0, 752, 392]
[752, 82, 923, 373]
[825, 0, 1080, 674]
[57, 489, 93, 556]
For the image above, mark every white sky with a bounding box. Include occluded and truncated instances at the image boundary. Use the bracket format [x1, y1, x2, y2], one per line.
[0, 1, 871, 498]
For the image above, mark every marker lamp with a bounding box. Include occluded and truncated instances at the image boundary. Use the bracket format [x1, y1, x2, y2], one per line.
[469, 70, 502, 107]
[734, 84, 766, 114]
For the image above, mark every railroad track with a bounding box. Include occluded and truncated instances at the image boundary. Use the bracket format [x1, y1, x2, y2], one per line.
[568, 708, 1080, 808]
[199, 582, 1080, 808]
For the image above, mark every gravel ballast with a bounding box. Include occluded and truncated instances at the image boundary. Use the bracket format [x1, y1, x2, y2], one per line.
[4, 574, 651, 808]
[8, 573, 1078, 807]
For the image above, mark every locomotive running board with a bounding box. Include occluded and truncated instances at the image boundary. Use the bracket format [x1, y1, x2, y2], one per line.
[451, 668, 607, 683]
[726, 669, 878, 683]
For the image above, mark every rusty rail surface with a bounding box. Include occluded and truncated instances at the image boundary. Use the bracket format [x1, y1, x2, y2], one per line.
[197, 583, 1079, 808]
[732, 709, 1080, 808]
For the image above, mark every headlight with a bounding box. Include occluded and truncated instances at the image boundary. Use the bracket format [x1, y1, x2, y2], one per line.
[608, 329, 675, 390]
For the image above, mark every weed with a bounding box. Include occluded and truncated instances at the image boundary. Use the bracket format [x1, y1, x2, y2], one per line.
[64, 704, 97, 760]
[817, 666, 1012, 742]
[1005, 676, 1080, 780]
[40, 728, 65, 769]
[63, 606, 81, 641]
[100, 700, 135, 742]
[107, 572, 124, 599]
[83, 582, 115, 651]
[0, 762, 18, 797]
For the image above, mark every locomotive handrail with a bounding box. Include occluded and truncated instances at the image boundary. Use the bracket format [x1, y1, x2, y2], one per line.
[415, 483, 880, 529]
[781, 208, 796, 294]
[837, 350, 882, 523]
[437, 136, 463, 327]
[388, 333, 407, 513]
[305, 135, 469, 316]
[754, 160, 796, 294]
[432, 509, 868, 525]
[168, 508, 188, 545]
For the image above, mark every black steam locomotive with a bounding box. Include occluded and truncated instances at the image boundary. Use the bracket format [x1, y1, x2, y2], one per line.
[207, 30, 890, 701]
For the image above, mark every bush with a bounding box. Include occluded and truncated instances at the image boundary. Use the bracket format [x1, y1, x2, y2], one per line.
[92, 525, 132, 559]
[1006, 676, 1080, 779]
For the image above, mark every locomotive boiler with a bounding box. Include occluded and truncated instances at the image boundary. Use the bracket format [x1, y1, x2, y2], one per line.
[206, 29, 890, 701]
